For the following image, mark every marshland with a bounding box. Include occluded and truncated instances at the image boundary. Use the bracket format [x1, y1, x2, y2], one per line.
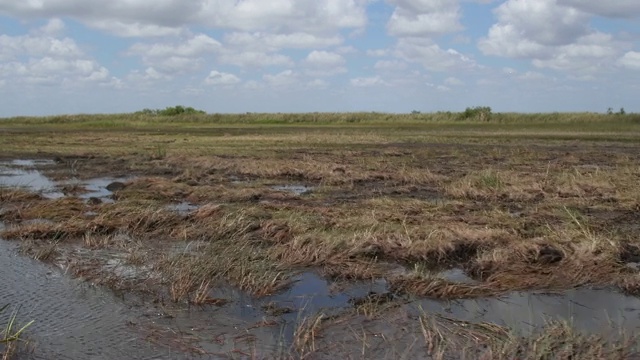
[1, 110, 640, 359]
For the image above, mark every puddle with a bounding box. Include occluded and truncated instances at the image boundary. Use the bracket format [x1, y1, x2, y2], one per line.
[145, 271, 390, 356]
[413, 287, 640, 337]
[10, 159, 55, 167]
[272, 185, 313, 195]
[0, 160, 125, 202]
[435, 268, 478, 284]
[0, 163, 64, 199]
[59, 177, 130, 204]
[166, 202, 199, 215]
[0, 239, 185, 359]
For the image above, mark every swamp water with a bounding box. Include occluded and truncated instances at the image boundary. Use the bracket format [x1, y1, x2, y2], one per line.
[1, 160, 640, 358]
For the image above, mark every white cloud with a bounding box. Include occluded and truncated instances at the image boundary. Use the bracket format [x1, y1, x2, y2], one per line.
[224, 32, 343, 51]
[374, 59, 408, 71]
[0, 1, 368, 37]
[530, 33, 618, 72]
[205, 70, 241, 85]
[558, 0, 640, 18]
[128, 34, 221, 58]
[263, 69, 298, 87]
[198, 0, 368, 33]
[305, 51, 345, 67]
[0, 33, 83, 61]
[618, 51, 640, 70]
[89, 20, 184, 37]
[386, 0, 463, 37]
[0, 19, 115, 88]
[350, 76, 387, 87]
[38, 18, 66, 36]
[219, 51, 294, 68]
[395, 38, 476, 72]
[517, 71, 546, 81]
[478, 0, 624, 75]
[366, 49, 389, 57]
[127, 34, 221, 73]
[303, 51, 347, 76]
[127, 67, 171, 83]
[0, 57, 110, 86]
[307, 79, 329, 89]
[444, 76, 463, 86]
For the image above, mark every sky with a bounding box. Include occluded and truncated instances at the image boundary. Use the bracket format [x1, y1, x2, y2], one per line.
[0, 0, 639, 117]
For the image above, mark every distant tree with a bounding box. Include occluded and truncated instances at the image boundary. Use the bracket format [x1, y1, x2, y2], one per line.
[136, 105, 206, 116]
[460, 106, 492, 121]
[607, 107, 614, 115]
[619, 107, 626, 115]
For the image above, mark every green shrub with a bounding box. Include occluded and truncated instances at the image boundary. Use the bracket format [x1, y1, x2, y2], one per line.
[459, 106, 492, 121]
[135, 106, 206, 116]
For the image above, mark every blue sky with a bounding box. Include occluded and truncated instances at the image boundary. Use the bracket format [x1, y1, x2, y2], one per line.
[0, 0, 639, 116]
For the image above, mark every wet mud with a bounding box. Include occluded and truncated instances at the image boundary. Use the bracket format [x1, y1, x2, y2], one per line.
[2, 157, 640, 358]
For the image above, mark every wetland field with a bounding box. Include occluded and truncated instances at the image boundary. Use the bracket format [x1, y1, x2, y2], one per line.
[1, 112, 640, 359]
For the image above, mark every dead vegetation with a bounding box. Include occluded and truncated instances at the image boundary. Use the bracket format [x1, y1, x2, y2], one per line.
[2, 121, 640, 358]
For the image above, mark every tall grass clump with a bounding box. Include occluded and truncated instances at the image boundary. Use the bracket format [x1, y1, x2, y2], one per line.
[0, 304, 33, 360]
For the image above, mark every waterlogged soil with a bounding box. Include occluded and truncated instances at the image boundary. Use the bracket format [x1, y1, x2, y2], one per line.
[2, 148, 640, 358]
[0, 238, 185, 360]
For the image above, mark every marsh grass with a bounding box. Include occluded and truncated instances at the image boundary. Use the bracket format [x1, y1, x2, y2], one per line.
[2, 113, 640, 358]
[418, 310, 637, 359]
[0, 305, 33, 360]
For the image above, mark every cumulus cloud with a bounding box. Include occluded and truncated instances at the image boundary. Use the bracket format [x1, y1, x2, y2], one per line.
[218, 51, 294, 68]
[395, 38, 476, 72]
[89, 20, 185, 37]
[374, 59, 408, 71]
[0, 0, 367, 36]
[478, 0, 624, 74]
[444, 77, 463, 86]
[307, 79, 329, 89]
[0, 19, 115, 88]
[366, 49, 390, 57]
[0, 19, 83, 61]
[127, 34, 221, 74]
[303, 51, 347, 77]
[386, 0, 463, 37]
[128, 34, 221, 58]
[618, 51, 640, 70]
[351, 76, 387, 87]
[263, 69, 298, 87]
[198, 0, 368, 33]
[205, 70, 241, 85]
[0, 57, 109, 86]
[224, 32, 343, 51]
[126, 67, 171, 83]
[558, 0, 640, 18]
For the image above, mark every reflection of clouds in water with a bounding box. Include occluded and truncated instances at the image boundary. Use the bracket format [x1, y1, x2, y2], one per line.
[0, 240, 170, 359]
[0, 165, 63, 198]
[416, 288, 640, 336]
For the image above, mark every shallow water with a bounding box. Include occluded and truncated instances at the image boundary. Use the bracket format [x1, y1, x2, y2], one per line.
[0, 239, 184, 359]
[0, 162, 64, 199]
[414, 287, 640, 336]
[166, 202, 199, 215]
[58, 176, 130, 204]
[3, 158, 640, 357]
[272, 185, 313, 195]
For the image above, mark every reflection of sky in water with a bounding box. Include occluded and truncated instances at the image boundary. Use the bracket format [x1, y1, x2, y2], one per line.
[0, 165, 64, 198]
[78, 177, 128, 201]
[415, 287, 640, 336]
[272, 184, 313, 195]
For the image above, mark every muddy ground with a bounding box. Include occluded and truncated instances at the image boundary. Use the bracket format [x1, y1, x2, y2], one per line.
[1, 125, 640, 359]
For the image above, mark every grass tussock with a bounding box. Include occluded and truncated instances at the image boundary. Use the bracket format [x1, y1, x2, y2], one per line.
[0, 305, 33, 360]
[417, 312, 639, 360]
